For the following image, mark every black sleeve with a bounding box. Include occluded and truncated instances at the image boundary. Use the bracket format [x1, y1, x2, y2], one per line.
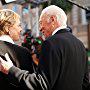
[38, 40, 61, 88]
[82, 55, 90, 90]
[8, 66, 50, 90]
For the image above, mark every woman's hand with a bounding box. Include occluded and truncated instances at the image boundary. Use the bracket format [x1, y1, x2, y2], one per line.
[0, 53, 13, 74]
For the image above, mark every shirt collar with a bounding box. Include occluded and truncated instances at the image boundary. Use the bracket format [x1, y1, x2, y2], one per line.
[0, 35, 14, 44]
[52, 26, 67, 35]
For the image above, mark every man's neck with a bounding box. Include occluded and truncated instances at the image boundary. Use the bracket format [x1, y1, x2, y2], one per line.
[52, 26, 67, 35]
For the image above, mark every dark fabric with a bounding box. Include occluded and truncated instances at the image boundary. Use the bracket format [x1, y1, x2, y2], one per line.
[9, 66, 49, 90]
[8, 28, 90, 90]
[39, 28, 90, 90]
[0, 41, 34, 90]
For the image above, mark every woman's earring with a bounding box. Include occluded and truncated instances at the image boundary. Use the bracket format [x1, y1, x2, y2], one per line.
[8, 31, 10, 35]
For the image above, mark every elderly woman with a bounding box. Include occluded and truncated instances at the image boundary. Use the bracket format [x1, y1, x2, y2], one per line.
[0, 9, 22, 41]
[0, 9, 34, 90]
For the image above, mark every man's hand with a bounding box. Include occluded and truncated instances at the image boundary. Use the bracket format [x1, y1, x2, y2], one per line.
[0, 53, 13, 74]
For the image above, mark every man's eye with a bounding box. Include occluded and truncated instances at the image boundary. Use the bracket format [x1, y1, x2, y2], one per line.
[40, 29, 42, 31]
[18, 24, 22, 27]
[39, 21, 42, 25]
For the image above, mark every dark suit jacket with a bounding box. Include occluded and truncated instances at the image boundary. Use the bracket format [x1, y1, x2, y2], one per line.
[8, 28, 90, 90]
[0, 41, 34, 90]
[39, 28, 89, 90]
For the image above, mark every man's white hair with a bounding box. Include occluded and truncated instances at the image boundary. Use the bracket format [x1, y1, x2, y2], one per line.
[40, 5, 67, 27]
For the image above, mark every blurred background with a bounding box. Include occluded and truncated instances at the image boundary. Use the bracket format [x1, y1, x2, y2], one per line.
[0, 0, 90, 75]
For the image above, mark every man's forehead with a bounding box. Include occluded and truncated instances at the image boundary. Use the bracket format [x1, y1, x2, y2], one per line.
[39, 14, 50, 21]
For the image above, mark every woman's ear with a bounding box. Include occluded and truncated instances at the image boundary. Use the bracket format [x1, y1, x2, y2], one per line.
[8, 30, 10, 35]
[8, 25, 13, 35]
[5, 26, 10, 34]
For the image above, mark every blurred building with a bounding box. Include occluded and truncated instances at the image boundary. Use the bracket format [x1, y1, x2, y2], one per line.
[68, 5, 89, 48]
[67, 5, 90, 64]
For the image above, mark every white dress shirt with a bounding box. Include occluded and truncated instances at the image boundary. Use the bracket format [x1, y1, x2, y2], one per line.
[52, 26, 67, 35]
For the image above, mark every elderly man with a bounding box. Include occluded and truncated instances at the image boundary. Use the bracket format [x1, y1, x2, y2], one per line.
[0, 5, 89, 90]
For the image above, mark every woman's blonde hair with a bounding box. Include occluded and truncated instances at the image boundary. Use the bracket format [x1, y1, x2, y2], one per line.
[0, 9, 20, 35]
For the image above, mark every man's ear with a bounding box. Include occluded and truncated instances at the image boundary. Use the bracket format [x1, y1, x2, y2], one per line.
[50, 15, 57, 22]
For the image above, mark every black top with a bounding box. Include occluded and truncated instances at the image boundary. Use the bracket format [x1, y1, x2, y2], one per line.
[0, 41, 34, 90]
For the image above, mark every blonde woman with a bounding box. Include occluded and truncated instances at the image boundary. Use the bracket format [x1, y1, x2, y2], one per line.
[0, 9, 33, 90]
